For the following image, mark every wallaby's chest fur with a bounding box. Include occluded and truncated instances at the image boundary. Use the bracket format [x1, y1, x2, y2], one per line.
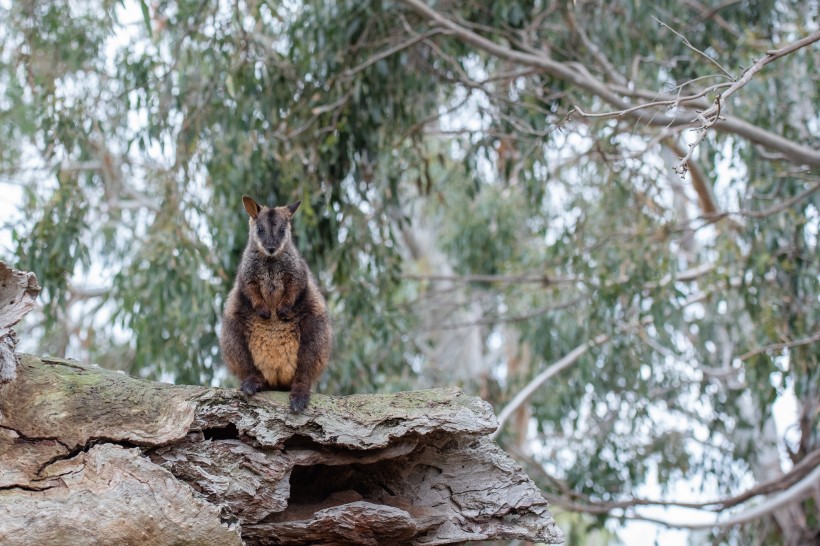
[246, 313, 299, 387]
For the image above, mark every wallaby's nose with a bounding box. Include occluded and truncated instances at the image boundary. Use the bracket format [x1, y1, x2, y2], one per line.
[266, 246, 276, 254]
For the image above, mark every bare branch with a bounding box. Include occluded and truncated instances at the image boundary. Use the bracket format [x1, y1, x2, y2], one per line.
[652, 16, 734, 79]
[675, 30, 820, 174]
[437, 297, 585, 330]
[666, 461, 820, 529]
[342, 28, 446, 79]
[564, 9, 626, 86]
[492, 334, 610, 439]
[645, 262, 715, 288]
[67, 285, 109, 300]
[572, 82, 731, 119]
[521, 448, 820, 533]
[737, 183, 820, 218]
[674, 95, 723, 175]
[682, 0, 742, 37]
[541, 449, 820, 515]
[667, 182, 820, 236]
[400, 272, 577, 285]
[589, 469, 820, 531]
[736, 331, 820, 362]
[692, 183, 820, 225]
[398, 0, 820, 167]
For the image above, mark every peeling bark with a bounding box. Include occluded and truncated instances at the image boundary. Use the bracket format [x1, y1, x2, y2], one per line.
[0, 442, 243, 546]
[0, 263, 40, 383]
[0, 355, 564, 545]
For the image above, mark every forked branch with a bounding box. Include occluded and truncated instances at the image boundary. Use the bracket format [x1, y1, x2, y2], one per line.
[399, 0, 820, 168]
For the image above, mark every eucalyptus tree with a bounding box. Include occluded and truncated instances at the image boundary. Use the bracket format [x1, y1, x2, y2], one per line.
[1, 0, 817, 544]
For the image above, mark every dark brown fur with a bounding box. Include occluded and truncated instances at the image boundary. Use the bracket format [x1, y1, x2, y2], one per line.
[220, 195, 332, 412]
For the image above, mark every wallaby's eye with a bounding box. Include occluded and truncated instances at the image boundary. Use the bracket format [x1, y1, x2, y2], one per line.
[279, 228, 286, 236]
[256, 226, 263, 235]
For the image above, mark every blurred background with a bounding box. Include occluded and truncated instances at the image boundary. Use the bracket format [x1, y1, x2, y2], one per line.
[0, 0, 817, 544]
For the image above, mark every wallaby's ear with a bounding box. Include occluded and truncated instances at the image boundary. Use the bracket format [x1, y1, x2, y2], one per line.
[242, 195, 261, 219]
[286, 200, 301, 216]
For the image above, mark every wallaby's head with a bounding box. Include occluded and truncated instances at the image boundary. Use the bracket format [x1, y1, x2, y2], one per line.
[242, 195, 301, 258]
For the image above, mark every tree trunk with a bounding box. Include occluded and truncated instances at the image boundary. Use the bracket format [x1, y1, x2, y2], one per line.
[0, 265, 563, 546]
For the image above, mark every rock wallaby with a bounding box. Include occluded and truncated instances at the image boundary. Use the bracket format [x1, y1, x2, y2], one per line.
[220, 195, 332, 412]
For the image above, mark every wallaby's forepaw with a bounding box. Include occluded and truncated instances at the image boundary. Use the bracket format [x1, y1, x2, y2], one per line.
[276, 305, 295, 321]
[289, 388, 310, 413]
[241, 376, 265, 395]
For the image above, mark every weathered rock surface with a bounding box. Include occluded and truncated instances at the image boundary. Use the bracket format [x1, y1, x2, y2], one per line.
[0, 442, 243, 546]
[0, 356, 563, 545]
[0, 262, 40, 383]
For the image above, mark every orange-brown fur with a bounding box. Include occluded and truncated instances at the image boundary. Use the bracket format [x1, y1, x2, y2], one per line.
[247, 314, 299, 387]
[219, 195, 332, 412]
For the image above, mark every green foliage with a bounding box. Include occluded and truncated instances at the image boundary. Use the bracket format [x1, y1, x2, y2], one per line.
[17, 177, 90, 321]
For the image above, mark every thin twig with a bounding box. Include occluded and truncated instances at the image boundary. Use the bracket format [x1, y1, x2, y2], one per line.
[652, 16, 734, 78]
[573, 82, 730, 119]
[676, 30, 820, 174]
[342, 28, 446, 79]
[738, 183, 820, 218]
[436, 297, 585, 330]
[736, 331, 820, 362]
[694, 183, 820, 223]
[682, 0, 742, 37]
[400, 272, 578, 285]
